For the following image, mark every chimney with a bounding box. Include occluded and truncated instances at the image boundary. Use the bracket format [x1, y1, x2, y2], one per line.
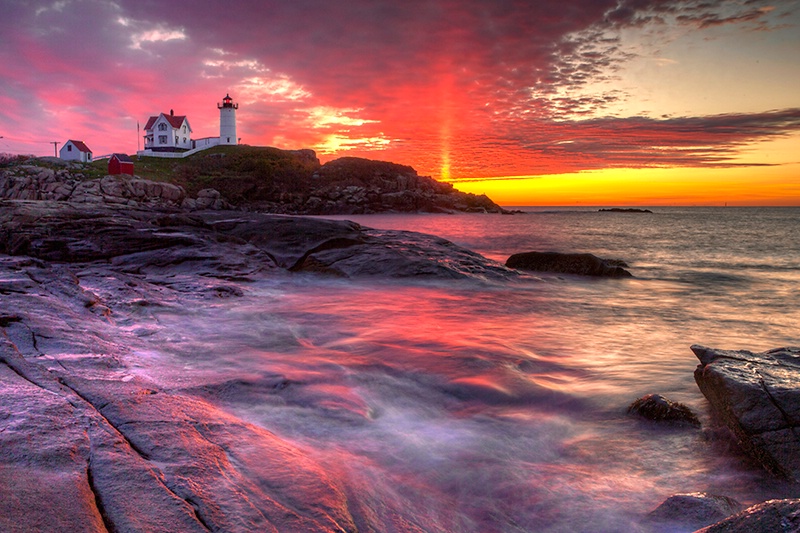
[170, 109, 174, 116]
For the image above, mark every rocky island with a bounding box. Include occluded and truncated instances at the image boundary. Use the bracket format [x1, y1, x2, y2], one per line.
[598, 207, 653, 213]
[1, 147, 505, 215]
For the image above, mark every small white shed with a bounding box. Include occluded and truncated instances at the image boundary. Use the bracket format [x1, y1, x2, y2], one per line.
[60, 140, 93, 163]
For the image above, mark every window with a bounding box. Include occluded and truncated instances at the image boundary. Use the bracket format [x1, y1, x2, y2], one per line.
[158, 135, 167, 144]
[182, 137, 186, 143]
[67, 145, 72, 151]
[175, 136, 179, 145]
[158, 123, 167, 131]
[182, 126, 186, 133]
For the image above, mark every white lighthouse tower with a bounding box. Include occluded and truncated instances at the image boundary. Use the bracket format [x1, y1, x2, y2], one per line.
[218, 93, 238, 145]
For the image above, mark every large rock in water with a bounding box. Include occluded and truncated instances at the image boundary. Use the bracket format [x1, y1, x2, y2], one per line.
[692, 345, 800, 481]
[505, 251, 632, 277]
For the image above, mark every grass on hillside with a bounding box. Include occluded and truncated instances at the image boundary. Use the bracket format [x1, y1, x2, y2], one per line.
[5, 145, 319, 200]
[133, 145, 320, 198]
[38, 145, 319, 198]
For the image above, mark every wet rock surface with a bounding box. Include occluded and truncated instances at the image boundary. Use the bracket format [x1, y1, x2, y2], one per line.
[695, 498, 800, 532]
[0, 200, 519, 531]
[693, 345, 800, 481]
[0, 201, 515, 281]
[505, 251, 632, 277]
[0, 304, 354, 532]
[646, 492, 742, 532]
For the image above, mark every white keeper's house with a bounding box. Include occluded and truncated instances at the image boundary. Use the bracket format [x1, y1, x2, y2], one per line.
[142, 110, 192, 152]
[138, 94, 239, 158]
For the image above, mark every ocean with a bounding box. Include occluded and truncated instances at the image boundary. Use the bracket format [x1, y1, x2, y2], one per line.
[138, 206, 800, 532]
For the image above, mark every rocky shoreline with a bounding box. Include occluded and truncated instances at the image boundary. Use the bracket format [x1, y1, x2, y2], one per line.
[1, 197, 798, 531]
[0, 199, 518, 532]
[0, 163, 231, 210]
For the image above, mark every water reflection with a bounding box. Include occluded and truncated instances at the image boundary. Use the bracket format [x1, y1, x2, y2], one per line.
[120, 208, 800, 530]
[128, 271, 795, 531]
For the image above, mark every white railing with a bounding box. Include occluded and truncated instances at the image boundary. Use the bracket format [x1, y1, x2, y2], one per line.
[136, 138, 221, 159]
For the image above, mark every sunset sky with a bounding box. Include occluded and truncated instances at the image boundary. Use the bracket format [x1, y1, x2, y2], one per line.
[1, 0, 799, 205]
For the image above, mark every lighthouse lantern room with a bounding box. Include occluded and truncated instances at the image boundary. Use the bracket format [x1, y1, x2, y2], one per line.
[218, 93, 238, 145]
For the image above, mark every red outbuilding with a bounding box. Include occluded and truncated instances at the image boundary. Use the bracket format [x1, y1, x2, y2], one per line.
[108, 153, 134, 175]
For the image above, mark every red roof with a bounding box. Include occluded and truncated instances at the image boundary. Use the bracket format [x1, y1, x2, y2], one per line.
[143, 113, 188, 131]
[111, 153, 133, 163]
[67, 140, 92, 153]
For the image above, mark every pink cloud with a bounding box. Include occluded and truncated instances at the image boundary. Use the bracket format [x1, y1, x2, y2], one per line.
[1, 0, 798, 178]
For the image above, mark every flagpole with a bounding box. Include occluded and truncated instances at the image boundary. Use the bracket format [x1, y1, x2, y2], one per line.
[137, 121, 140, 152]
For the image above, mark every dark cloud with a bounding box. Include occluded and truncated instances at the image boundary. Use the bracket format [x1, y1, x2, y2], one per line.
[473, 108, 800, 176]
[602, 0, 778, 28]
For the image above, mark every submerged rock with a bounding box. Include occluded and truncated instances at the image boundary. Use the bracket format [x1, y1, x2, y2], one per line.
[505, 251, 632, 277]
[646, 492, 742, 531]
[628, 394, 701, 427]
[696, 498, 800, 532]
[692, 345, 800, 481]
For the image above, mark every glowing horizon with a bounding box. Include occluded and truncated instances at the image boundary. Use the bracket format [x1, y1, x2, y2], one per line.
[1, 1, 798, 205]
[451, 163, 800, 207]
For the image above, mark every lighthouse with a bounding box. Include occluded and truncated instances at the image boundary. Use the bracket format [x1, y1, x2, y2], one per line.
[218, 93, 238, 145]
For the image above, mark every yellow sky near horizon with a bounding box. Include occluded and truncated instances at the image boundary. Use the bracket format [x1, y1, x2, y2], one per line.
[451, 132, 800, 206]
[454, 165, 800, 206]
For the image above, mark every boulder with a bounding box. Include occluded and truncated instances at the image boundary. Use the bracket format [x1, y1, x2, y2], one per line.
[289, 228, 517, 279]
[505, 251, 632, 277]
[696, 498, 800, 532]
[628, 394, 700, 427]
[646, 492, 742, 531]
[692, 345, 800, 481]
